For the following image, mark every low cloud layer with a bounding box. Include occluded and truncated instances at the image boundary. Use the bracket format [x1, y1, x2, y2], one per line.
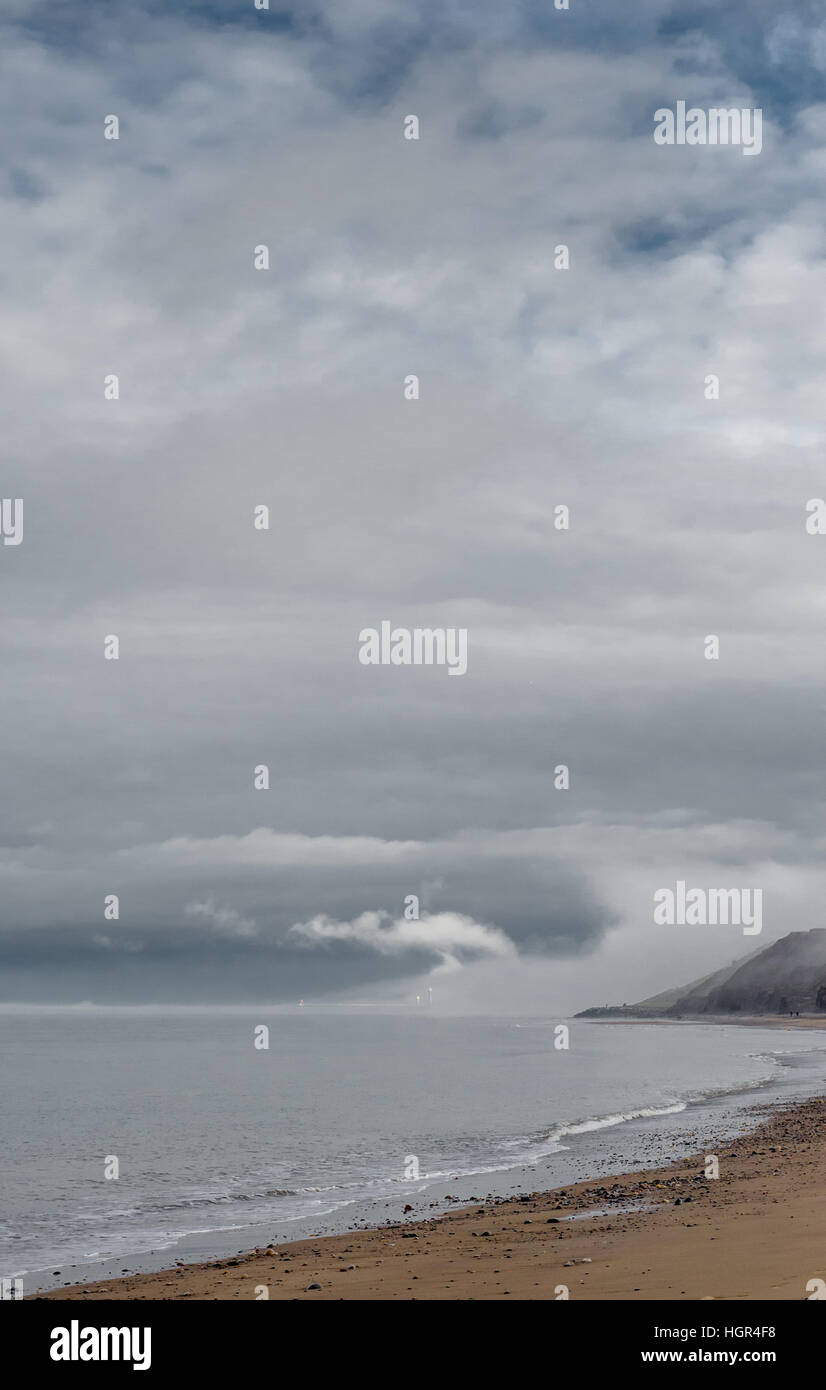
[291, 910, 516, 973]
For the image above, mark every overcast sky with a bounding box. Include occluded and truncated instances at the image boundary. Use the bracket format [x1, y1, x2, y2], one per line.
[1, 0, 824, 1007]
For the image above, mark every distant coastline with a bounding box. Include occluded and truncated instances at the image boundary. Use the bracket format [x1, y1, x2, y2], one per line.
[577, 928, 826, 1021]
[578, 1013, 826, 1029]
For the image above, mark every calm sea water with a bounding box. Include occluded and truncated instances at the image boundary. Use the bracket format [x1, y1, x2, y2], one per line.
[2, 1006, 825, 1293]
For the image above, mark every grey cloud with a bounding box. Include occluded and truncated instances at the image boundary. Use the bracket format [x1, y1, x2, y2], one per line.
[0, 0, 822, 1003]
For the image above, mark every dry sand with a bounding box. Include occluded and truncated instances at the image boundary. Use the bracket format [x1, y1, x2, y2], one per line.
[36, 1092, 826, 1301]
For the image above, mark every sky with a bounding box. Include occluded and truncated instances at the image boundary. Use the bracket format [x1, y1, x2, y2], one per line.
[1, 0, 825, 1007]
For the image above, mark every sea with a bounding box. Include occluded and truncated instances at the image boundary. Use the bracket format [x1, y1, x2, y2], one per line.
[2, 1005, 825, 1294]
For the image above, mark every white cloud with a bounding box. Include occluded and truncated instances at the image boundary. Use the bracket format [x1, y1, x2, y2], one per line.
[184, 895, 258, 939]
[290, 908, 516, 972]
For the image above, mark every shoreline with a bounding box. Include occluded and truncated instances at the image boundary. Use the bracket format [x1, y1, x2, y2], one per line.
[577, 1014, 826, 1029]
[33, 1090, 826, 1301]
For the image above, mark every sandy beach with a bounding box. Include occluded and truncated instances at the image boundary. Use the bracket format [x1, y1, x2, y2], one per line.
[35, 1089, 826, 1302]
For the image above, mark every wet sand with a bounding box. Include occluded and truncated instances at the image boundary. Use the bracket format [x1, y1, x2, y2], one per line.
[35, 1093, 826, 1301]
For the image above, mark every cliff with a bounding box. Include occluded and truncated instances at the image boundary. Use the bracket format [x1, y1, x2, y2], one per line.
[576, 929, 826, 1018]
